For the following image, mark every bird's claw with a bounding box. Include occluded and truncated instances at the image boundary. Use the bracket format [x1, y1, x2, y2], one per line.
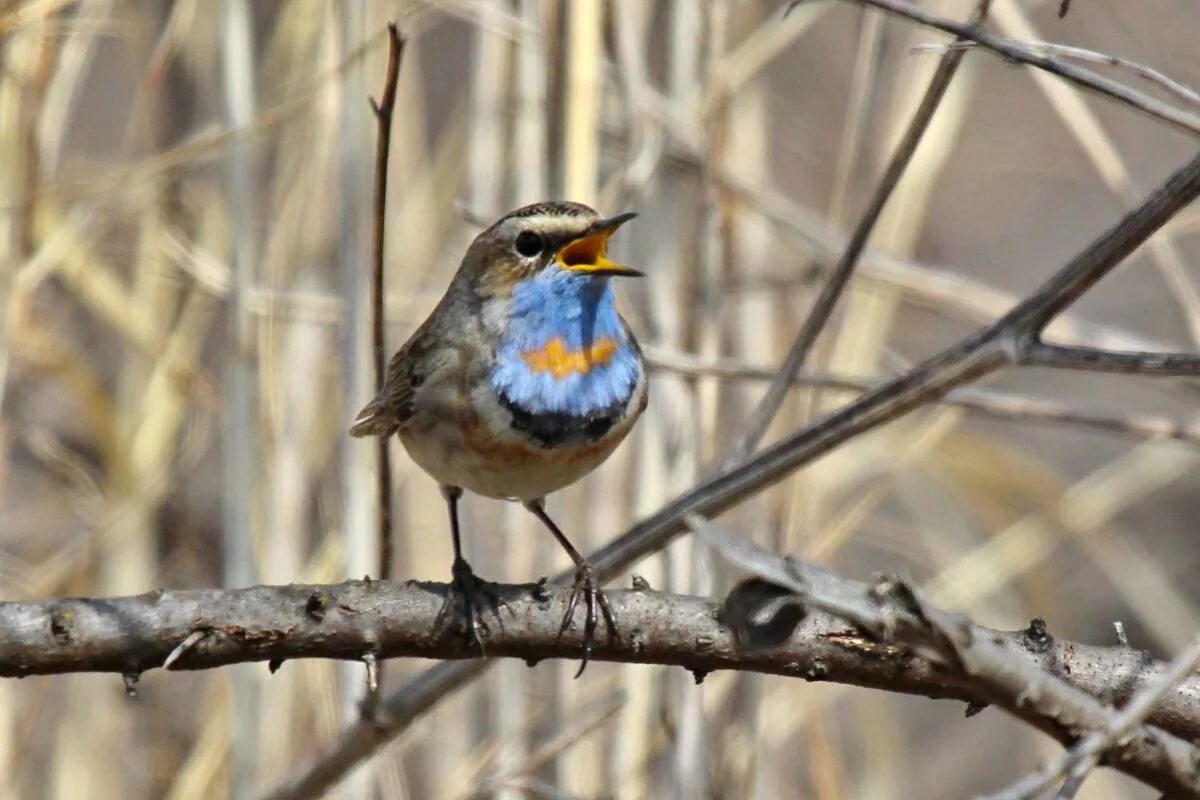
[558, 562, 618, 678]
[435, 557, 507, 653]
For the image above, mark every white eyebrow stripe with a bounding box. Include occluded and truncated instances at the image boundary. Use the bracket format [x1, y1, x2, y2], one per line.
[502, 214, 596, 239]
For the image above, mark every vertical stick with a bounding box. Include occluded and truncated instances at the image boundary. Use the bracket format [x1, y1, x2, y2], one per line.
[339, 8, 378, 770]
[559, 2, 603, 794]
[368, 24, 406, 582]
[220, 1, 262, 796]
[562, 0, 602, 204]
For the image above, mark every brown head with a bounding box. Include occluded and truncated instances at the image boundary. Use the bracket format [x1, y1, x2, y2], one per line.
[458, 201, 640, 298]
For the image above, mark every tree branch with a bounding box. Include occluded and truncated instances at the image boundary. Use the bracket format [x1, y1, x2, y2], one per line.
[4, 577, 1198, 796]
[689, 516, 1200, 798]
[911, 40, 1200, 110]
[729, 0, 993, 463]
[983, 632, 1200, 800]
[644, 346, 1200, 443]
[1020, 342, 1200, 377]
[367, 24, 406, 582]
[789, 0, 1200, 138]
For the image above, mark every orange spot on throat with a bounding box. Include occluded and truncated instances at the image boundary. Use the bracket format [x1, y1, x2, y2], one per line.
[522, 337, 618, 379]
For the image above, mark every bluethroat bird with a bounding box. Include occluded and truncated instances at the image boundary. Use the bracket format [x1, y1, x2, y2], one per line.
[349, 201, 647, 674]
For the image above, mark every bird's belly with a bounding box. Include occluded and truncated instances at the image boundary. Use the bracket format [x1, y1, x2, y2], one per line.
[398, 383, 639, 501]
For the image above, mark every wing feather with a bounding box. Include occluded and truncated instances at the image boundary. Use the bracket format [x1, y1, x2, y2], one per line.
[348, 325, 431, 438]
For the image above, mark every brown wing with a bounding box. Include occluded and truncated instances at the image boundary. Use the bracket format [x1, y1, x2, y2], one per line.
[347, 325, 432, 438]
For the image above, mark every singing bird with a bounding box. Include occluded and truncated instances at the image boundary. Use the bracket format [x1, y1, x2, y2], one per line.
[349, 201, 647, 673]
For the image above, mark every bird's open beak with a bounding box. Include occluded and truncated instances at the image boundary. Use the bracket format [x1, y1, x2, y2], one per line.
[556, 212, 642, 277]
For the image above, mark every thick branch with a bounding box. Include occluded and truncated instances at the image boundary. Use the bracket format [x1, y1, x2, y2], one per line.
[0, 581, 1195, 737]
[984, 632, 1200, 800]
[690, 518, 1200, 798]
[4, 579, 1198, 796]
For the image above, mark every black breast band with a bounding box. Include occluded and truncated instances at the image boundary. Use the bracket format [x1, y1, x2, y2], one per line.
[498, 393, 625, 449]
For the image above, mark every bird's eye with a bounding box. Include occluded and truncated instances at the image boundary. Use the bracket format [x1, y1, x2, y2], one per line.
[514, 231, 544, 258]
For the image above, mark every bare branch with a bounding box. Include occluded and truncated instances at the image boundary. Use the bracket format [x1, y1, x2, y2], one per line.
[982, 632, 1200, 800]
[1019, 343, 1200, 377]
[729, 0, 993, 463]
[467, 691, 626, 798]
[367, 23, 406, 582]
[788, 0, 1200, 137]
[687, 517, 1200, 799]
[4, 577, 1198, 797]
[644, 347, 1200, 444]
[912, 40, 1200, 110]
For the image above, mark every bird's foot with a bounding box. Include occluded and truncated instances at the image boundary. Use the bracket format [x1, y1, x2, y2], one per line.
[435, 557, 507, 653]
[559, 562, 618, 678]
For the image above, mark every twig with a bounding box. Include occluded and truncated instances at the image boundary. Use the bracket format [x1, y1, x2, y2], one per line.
[467, 692, 626, 799]
[367, 23, 405, 582]
[703, 165, 1174, 355]
[5, 581, 1197, 795]
[644, 346, 1200, 444]
[220, 6, 263, 795]
[729, 0, 993, 463]
[1019, 343, 1200, 377]
[363, 652, 379, 693]
[912, 40, 1200, 109]
[360, 651, 380, 718]
[686, 517, 1200, 799]
[981, 631, 1200, 800]
[270, 149, 1200, 800]
[787, 0, 1200, 137]
[163, 629, 209, 670]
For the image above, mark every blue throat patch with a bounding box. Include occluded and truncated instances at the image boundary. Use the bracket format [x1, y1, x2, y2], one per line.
[491, 266, 640, 419]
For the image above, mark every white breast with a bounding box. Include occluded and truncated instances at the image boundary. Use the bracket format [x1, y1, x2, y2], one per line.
[398, 362, 646, 501]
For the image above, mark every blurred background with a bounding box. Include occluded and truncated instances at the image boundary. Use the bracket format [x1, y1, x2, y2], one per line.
[2, 0, 1199, 798]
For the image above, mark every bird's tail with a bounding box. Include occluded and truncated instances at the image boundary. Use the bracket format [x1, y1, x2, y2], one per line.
[348, 398, 399, 438]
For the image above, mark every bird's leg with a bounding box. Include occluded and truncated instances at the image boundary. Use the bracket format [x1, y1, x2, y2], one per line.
[524, 499, 617, 677]
[435, 486, 505, 652]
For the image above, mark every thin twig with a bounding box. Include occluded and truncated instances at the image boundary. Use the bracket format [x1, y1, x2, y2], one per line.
[1020, 343, 1200, 377]
[467, 692, 626, 799]
[912, 40, 1200, 109]
[220, 6, 263, 796]
[358, 651, 381, 719]
[787, 0, 1200, 137]
[729, 0, 993, 464]
[163, 629, 209, 670]
[367, 23, 405, 583]
[981, 631, 1200, 800]
[644, 347, 1200, 444]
